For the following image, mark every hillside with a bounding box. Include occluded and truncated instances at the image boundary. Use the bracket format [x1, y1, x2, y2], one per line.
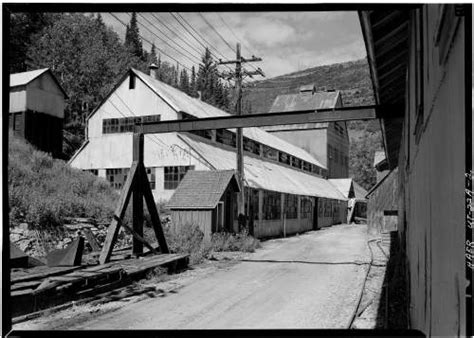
[242, 58, 382, 190]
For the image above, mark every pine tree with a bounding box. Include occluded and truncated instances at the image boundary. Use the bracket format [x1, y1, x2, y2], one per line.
[149, 43, 158, 65]
[196, 47, 218, 104]
[96, 13, 104, 26]
[125, 12, 143, 60]
[179, 69, 190, 95]
[190, 65, 197, 97]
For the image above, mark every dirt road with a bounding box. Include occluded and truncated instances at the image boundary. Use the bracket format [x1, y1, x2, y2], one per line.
[19, 223, 371, 330]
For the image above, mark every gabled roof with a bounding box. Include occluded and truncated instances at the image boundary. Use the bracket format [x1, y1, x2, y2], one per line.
[329, 178, 353, 198]
[167, 170, 240, 209]
[352, 181, 368, 200]
[119, 68, 325, 169]
[269, 90, 340, 113]
[10, 68, 68, 98]
[365, 168, 397, 198]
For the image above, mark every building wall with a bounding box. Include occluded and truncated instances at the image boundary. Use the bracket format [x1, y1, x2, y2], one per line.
[26, 73, 66, 119]
[9, 86, 27, 113]
[88, 73, 178, 139]
[170, 210, 213, 241]
[326, 119, 350, 178]
[269, 128, 328, 169]
[398, 6, 465, 336]
[367, 168, 399, 234]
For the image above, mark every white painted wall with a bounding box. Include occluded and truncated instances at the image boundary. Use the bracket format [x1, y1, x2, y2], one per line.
[9, 87, 27, 113]
[88, 73, 178, 139]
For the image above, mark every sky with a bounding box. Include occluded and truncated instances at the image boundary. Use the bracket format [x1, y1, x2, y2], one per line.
[102, 11, 367, 79]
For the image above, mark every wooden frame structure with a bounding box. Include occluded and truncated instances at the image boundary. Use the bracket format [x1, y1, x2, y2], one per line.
[99, 103, 401, 264]
[99, 133, 169, 264]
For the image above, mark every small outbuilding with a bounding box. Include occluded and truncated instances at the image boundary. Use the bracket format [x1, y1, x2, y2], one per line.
[167, 170, 241, 240]
[329, 178, 368, 223]
[9, 68, 67, 158]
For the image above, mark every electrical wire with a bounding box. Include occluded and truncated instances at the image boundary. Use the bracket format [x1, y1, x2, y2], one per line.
[198, 12, 236, 54]
[108, 12, 193, 72]
[136, 13, 202, 64]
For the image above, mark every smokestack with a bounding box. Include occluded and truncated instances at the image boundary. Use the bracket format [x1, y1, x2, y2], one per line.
[197, 90, 202, 100]
[149, 63, 159, 79]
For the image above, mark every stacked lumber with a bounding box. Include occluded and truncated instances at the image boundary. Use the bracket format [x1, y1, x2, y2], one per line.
[10, 252, 189, 318]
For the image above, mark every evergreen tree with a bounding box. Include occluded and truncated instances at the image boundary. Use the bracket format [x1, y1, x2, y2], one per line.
[149, 43, 158, 65]
[179, 69, 190, 95]
[190, 65, 197, 97]
[96, 13, 104, 26]
[125, 12, 143, 60]
[196, 47, 218, 104]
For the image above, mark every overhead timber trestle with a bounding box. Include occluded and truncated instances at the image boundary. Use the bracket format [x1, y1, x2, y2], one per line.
[99, 103, 401, 264]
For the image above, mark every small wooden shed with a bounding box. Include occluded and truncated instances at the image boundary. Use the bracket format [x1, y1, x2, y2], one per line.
[9, 68, 67, 158]
[167, 170, 241, 240]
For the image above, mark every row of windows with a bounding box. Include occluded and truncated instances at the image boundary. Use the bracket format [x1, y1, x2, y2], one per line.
[318, 199, 340, 218]
[164, 165, 194, 190]
[284, 194, 298, 219]
[105, 167, 156, 190]
[328, 145, 348, 166]
[262, 190, 281, 220]
[102, 115, 161, 134]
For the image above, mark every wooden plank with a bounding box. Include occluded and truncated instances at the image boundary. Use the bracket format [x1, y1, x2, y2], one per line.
[11, 266, 82, 284]
[139, 105, 378, 134]
[11, 281, 42, 291]
[121, 223, 158, 255]
[83, 228, 101, 252]
[142, 172, 170, 253]
[99, 162, 139, 264]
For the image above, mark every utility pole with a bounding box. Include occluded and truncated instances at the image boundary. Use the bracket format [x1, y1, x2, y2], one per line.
[218, 43, 264, 227]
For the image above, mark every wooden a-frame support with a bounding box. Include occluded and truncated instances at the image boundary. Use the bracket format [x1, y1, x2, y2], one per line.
[99, 132, 169, 265]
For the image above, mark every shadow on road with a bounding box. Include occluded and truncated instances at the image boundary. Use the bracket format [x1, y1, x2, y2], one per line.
[375, 231, 408, 329]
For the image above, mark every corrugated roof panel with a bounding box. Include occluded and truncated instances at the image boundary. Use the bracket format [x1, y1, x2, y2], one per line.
[179, 134, 346, 200]
[133, 68, 326, 169]
[10, 68, 50, 87]
[269, 91, 339, 113]
[167, 170, 238, 209]
[329, 178, 353, 198]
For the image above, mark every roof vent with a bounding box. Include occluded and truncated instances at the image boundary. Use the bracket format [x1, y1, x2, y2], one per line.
[299, 84, 316, 95]
[149, 63, 159, 79]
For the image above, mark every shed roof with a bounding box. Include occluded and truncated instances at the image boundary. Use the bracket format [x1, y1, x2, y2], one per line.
[10, 68, 68, 97]
[179, 134, 346, 200]
[374, 150, 386, 167]
[130, 68, 326, 169]
[352, 181, 368, 200]
[269, 90, 340, 113]
[10, 68, 49, 87]
[167, 170, 240, 209]
[328, 178, 353, 198]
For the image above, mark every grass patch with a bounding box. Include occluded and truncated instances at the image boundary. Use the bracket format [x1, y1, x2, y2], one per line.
[8, 132, 118, 230]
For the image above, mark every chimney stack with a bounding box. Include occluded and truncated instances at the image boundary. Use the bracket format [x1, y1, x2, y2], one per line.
[149, 63, 159, 79]
[197, 90, 202, 100]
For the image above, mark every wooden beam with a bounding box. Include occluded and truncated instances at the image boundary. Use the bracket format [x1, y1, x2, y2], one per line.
[99, 162, 138, 264]
[132, 133, 144, 256]
[121, 223, 158, 255]
[142, 171, 170, 254]
[139, 105, 379, 134]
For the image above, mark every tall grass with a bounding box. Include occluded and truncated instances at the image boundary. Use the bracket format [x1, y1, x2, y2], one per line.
[8, 133, 118, 229]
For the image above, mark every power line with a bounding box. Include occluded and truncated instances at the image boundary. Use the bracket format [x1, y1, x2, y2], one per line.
[198, 12, 236, 54]
[131, 13, 198, 67]
[108, 12, 193, 72]
[149, 13, 204, 58]
[214, 12, 260, 73]
[136, 13, 202, 65]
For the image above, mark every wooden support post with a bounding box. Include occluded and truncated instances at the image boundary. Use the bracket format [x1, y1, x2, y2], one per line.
[132, 133, 144, 256]
[142, 174, 170, 254]
[99, 163, 138, 264]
